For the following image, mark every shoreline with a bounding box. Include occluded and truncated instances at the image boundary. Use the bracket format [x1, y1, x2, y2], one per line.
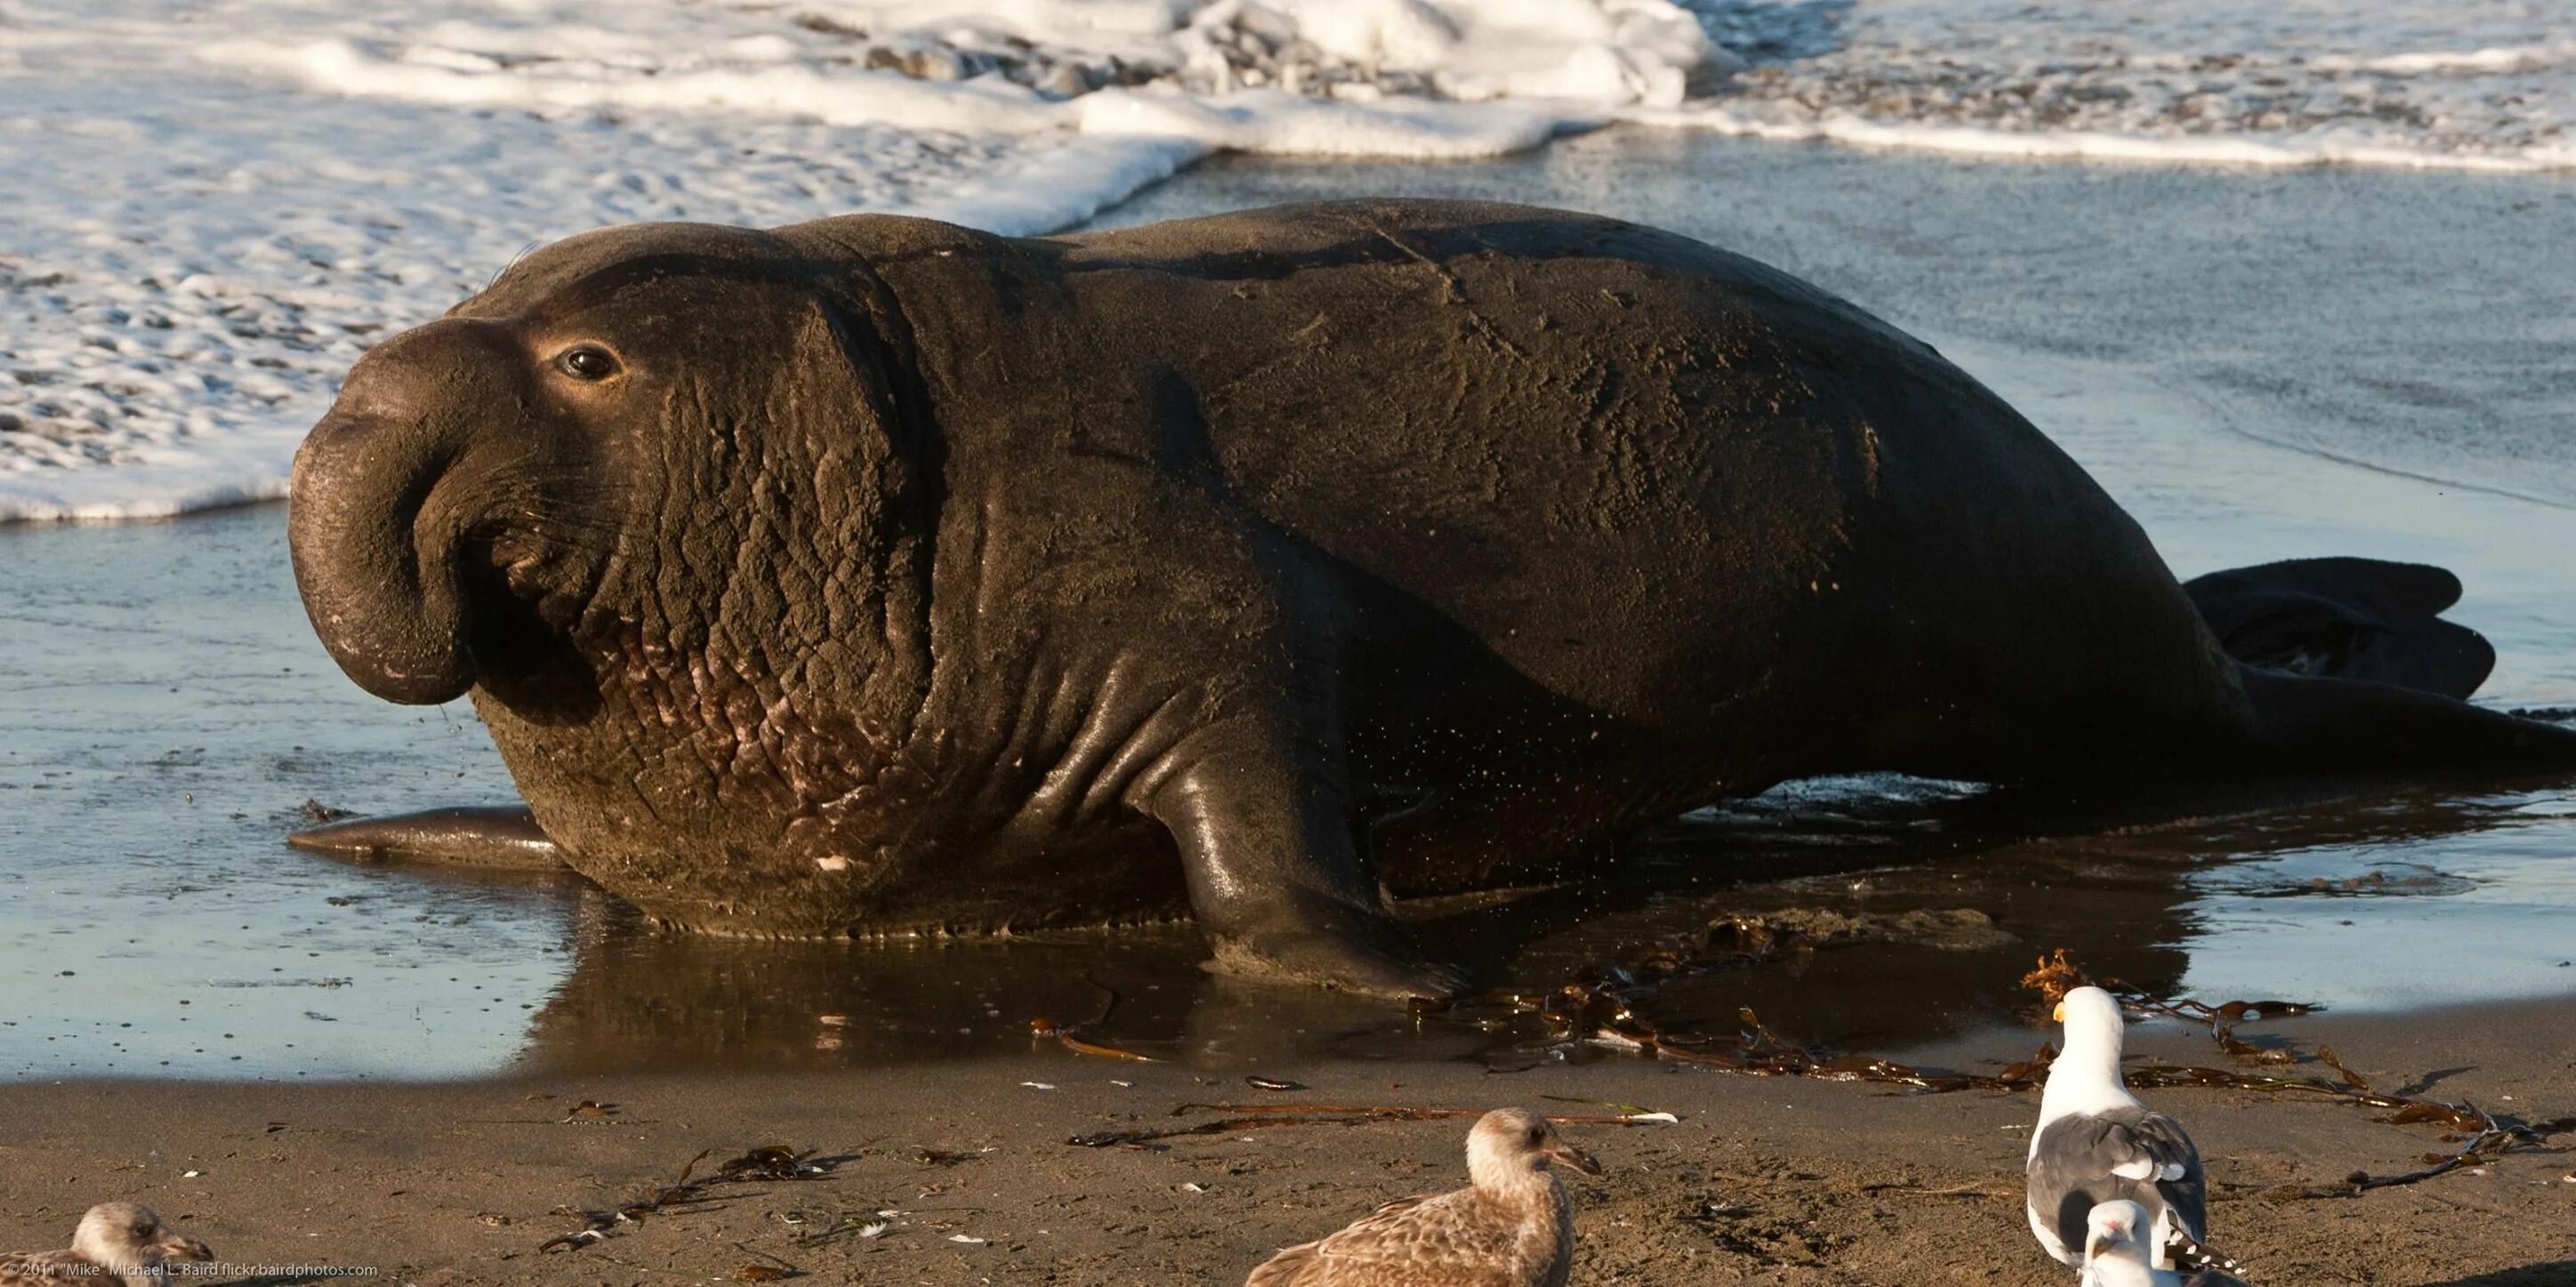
[4, 996, 2571, 1283]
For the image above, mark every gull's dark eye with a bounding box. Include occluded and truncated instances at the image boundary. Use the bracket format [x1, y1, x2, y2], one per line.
[1526, 1127, 1545, 1145]
[556, 344, 620, 382]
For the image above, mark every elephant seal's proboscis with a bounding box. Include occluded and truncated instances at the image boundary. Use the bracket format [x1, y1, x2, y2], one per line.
[285, 199, 2576, 997]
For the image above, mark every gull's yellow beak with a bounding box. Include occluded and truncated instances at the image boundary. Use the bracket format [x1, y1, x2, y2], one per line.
[2085, 1232, 2113, 1261]
[2052, 1001, 2067, 1023]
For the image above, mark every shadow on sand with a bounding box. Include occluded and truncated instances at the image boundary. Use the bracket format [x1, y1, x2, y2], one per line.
[2426, 1266, 2576, 1286]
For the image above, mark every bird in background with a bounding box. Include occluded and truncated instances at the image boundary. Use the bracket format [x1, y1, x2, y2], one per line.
[1247, 1106, 1600, 1287]
[0, 1203, 213, 1287]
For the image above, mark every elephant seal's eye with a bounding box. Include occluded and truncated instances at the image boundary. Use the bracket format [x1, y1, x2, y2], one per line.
[555, 344, 621, 382]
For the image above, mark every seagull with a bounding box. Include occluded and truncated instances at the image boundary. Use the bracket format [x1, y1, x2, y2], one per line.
[0, 1203, 213, 1286]
[1246, 1106, 1600, 1287]
[2028, 985, 2208, 1271]
[2081, 1201, 2251, 1286]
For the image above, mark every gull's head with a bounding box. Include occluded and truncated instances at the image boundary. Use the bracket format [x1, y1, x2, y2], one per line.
[2036, 985, 2137, 1129]
[2083, 1199, 2155, 1266]
[2053, 985, 2128, 1062]
[1466, 1107, 1600, 1192]
[69, 1203, 213, 1278]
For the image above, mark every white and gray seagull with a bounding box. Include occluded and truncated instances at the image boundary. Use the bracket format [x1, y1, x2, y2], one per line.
[2079, 1201, 2250, 1286]
[2027, 985, 2208, 1272]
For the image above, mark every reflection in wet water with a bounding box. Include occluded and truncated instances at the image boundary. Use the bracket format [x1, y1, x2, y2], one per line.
[500, 770, 2576, 1076]
[519, 899, 1210, 1072]
[0, 505, 568, 1080]
[2178, 789, 2576, 1012]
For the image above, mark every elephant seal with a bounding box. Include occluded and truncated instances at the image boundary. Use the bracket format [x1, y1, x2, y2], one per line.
[286, 198, 2576, 996]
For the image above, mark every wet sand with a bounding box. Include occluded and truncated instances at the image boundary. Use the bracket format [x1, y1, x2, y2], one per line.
[3, 999, 2571, 1283]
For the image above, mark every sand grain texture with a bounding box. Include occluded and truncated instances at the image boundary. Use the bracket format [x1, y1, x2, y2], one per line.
[2, 1003, 2572, 1284]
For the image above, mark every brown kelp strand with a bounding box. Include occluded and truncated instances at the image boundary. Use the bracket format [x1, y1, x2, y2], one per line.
[1473, 938, 2316, 1094]
[1069, 1104, 1668, 1150]
[539, 1145, 833, 1252]
[1169, 1103, 1660, 1124]
[1069, 1114, 1348, 1148]
[1537, 990, 2049, 1093]
[1412, 913, 1831, 1040]
[2022, 947, 2314, 1064]
[1413, 919, 2055, 1092]
[1418, 931, 2569, 1197]
[1027, 1016, 1161, 1062]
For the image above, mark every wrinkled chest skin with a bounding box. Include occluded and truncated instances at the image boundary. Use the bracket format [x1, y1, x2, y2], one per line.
[324, 196, 2545, 975]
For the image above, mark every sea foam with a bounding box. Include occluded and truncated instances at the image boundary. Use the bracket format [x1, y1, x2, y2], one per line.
[4, 0, 2570, 520]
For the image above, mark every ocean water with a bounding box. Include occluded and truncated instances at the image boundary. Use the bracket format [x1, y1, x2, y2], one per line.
[4, 0, 2570, 519]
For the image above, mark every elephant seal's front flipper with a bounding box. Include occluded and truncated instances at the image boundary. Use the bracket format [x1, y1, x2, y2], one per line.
[1144, 719, 1468, 1001]
[288, 806, 567, 871]
[2185, 557, 2497, 700]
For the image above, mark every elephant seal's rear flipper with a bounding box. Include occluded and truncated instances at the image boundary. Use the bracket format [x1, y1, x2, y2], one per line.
[2185, 558, 2497, 700]
[2239, 668, 2576, 775]
[288, 806, 566, 871]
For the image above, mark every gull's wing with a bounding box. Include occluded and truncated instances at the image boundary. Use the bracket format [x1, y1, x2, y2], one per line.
[2028, 1106, 2209, 1264]
[2171, 1230, 2252, 1286]
[1244, 1189, 1524, 1287]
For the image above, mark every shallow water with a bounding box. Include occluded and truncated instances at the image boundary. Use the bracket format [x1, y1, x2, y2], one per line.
[4, 131, 2573, 1080]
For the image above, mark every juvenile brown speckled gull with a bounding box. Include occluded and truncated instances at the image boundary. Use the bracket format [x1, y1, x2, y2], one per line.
[0, 1203, 213, 1287]
[1247, 1107, 1599, 1287]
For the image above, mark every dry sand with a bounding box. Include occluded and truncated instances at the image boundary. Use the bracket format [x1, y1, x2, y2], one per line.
[3, 998, 2571, 1285]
